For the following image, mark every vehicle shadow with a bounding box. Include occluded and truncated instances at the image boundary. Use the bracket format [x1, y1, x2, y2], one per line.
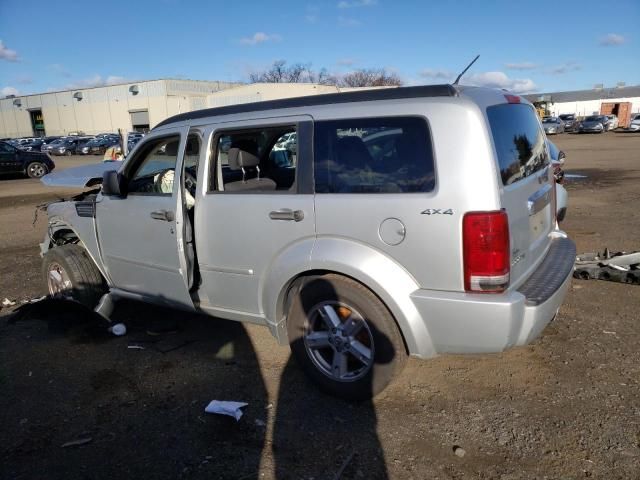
[273, 278, 392, 479]
[1, 300, 269, 480]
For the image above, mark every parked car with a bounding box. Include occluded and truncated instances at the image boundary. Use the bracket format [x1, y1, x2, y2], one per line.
[81, 137, 119, 155]
[605, 115, 619, 131]
[49, 137, 92, 156]
[20, 138, 45, 152]
[627, 113, 640, 131]
[127, 136, 143, 153]
[40, 85, 575, 399]
[577, 115, 607, 133]
[0, 140, 55, 178]
[41, 137, 68, 153]
[558, 114, 578, 132]
[542, 116, 565, 135]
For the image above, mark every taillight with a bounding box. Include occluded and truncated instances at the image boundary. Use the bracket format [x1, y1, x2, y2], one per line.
[463, 210, 510, 293]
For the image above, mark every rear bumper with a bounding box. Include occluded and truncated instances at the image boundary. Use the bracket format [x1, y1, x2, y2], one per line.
[410, 236, 575, 356]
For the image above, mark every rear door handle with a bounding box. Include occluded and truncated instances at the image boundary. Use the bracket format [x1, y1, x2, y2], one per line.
[150, 209, 175, 221]
[269, 209, 304, 222]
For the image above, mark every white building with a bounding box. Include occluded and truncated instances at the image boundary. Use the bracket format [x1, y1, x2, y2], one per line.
[524, 85, 640, 127]
[0, 79, 241, 139]
[0, 80, 394, 139]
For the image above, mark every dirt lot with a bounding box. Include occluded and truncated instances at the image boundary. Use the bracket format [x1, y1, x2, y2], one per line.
[1, 134, 639, 479]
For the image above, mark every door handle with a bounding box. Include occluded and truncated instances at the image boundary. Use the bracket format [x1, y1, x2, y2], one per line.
[150, 209, 175, 221]
[269, 209, 304, 222]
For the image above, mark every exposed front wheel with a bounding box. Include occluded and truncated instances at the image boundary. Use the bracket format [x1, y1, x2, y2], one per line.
[287, 274, 407, 400]
[26, 161, 48, 178]
[42, 244, 106, 309]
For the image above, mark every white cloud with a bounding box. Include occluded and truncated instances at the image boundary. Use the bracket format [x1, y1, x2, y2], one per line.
[337, 58, 356, 67]
[505, 62, 538, 70]
[0, 40, 18, 62]
[548, 61, 581, 75]
[419, 68, 454, 81]
[2, 86, 19, 97]
[61, 74, 130, 90]
[599, 33, 625, 46]
[338, 16, 361, 26]
[338, 0, 376, 7]
[464, 71, 537, 94]
[239, 32, 282, 45]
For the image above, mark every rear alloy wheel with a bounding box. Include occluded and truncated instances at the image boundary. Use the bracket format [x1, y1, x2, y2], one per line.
[287, 274, 407, 400]
[42, 244, 106, 309]
[26, 161, 48, 178]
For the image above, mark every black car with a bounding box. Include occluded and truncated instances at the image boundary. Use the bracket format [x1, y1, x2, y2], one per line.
[558, 114, 578, 132]
[82, 137, 120, 155]
[0, 141, 55, 178]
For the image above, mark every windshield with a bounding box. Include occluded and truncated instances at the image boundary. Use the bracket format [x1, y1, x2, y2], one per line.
[542, 118, 556, 123]
[585, 116, 600, 121]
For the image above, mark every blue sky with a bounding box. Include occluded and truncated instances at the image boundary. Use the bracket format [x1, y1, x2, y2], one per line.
[1, 0, 638, 97]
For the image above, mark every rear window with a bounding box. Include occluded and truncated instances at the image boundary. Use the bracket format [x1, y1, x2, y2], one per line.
[314, 117, 435, 193]
[487, 104, 549, 186]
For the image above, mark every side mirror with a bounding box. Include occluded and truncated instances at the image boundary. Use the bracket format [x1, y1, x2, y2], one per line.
[102, 170, 126, 197]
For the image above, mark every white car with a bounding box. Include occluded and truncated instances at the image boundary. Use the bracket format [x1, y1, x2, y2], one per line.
[605, 115, 619, 131]
[628, 113, 640, 131]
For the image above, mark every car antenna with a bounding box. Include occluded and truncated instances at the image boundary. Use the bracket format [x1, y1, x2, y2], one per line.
[453, 54, 480, 85]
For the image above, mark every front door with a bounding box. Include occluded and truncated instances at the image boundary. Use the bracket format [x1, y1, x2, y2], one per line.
[96, 128, 195, 309]
[195, 118, 315, 318]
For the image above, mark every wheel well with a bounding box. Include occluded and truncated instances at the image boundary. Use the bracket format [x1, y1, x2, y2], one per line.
[278, 270, 410, 354]
[49, 227, 79, 247]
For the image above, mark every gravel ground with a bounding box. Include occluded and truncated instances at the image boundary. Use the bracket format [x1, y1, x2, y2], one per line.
[1, 133, 639, 479]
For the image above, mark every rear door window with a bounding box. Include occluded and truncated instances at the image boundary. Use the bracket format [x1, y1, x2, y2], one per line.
[487, 104, 549, 185]
[314, 117, 435, 193]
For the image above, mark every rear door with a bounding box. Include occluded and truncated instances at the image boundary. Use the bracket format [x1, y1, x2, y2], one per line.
[487, 103, 554, 288]
[0, 142, 21, 173]
[195, 117, 315, 316]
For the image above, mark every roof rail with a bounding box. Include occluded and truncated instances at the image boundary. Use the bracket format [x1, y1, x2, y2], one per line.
[156, 84, 457, 128]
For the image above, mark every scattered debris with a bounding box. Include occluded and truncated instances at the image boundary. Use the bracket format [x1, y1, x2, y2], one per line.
[2, 298, 16, 307]
[61, 437, 93, 448]
[108, 323, 127, 336]
[127, 345, 145, 350]
[453, 445, 466, 458]
[204, 400, 248, 421]
[254, 418, 266, 427]
[21, 296, 47, 304]
[602, 330, 617, 335]
[332, 450, 355, 480]
[574, 248, 640, 284]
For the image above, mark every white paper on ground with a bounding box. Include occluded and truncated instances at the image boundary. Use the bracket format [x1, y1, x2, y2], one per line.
[204, 400, 248, 421]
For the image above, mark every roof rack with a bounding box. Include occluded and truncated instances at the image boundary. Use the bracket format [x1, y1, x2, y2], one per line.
[156, 84, 457, 128]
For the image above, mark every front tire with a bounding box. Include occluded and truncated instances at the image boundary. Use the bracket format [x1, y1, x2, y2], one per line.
[26, 161, 48, 178]
[42, 244, 106, 309]
[287, 274, 407, 400]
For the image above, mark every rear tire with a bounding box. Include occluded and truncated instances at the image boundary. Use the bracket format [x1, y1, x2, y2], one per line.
[42, 244, 106, 309]
[26, 161, 48, 178]
[287, 274, 407, 400]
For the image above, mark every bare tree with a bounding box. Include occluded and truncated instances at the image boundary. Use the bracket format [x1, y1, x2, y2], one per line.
[249, 60, 315, 83]
[340, 68, 402, 87]
[249, 61, 403, 87]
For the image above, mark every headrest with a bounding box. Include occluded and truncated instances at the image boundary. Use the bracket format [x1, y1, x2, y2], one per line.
[164, 141, 179, 156]
[227, 139, 260, 170]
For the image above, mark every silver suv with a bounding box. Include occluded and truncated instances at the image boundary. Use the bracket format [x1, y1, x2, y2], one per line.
[41, 85, 575, 399]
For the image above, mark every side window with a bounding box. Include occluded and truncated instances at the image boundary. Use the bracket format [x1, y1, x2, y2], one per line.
[210, 125, 297, 192]
[314, 117, 435, 193]
[127, 135, 180, 195]
[487, 104, 549, 185]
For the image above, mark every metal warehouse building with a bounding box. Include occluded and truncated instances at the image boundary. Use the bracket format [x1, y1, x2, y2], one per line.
[525, 85, 640, 127]
[0, 80, 362, 140]
[0, 79, 241, 139]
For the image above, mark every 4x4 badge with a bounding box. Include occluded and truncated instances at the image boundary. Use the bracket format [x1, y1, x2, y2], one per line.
[421, 208, 454, 215]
